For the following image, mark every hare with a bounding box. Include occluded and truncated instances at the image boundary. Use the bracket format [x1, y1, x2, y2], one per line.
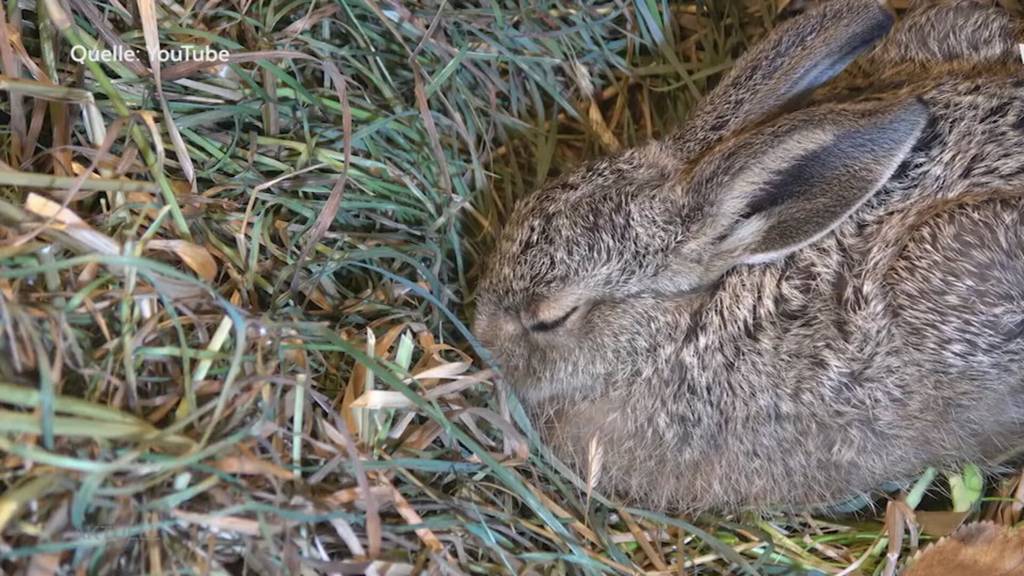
[472, 0, 1024, 513]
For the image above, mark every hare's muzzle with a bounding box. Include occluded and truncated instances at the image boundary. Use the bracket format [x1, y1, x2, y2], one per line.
[470, 307, 526, 352]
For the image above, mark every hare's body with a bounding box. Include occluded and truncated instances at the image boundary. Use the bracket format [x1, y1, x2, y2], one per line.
[474, 0, 1024, 512]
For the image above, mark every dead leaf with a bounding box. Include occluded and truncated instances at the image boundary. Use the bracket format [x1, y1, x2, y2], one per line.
[147, 239, 218, 282]
[25, 192, 119, 254]
[587, 98, 621, 152]
[25, 552, 60, 576]
[213, 455, 296, 480]
[389, 483, 444, 553]
[409, 361, 470, 385]
[324, 485, 392, 507]
[350, 390, 413, 410]
[916, 510, 971, 537]
[172, 509, 271, 536]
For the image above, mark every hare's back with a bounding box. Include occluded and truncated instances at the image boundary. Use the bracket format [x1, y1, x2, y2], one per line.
[886, 197, 1024, 365]
[882, 75, 1024, 206]
[879, 194, 1024, 458]
[864, 0, 1022, 70]
[846, 74, 1024, 454]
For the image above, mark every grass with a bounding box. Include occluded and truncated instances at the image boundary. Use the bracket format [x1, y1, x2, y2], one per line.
[0, 0, 1021, 574]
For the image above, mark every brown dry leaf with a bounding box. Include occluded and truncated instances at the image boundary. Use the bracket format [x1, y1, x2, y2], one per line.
[23, 195, 203, 300]
[340, 325, 409, 438]
[145, 395, 180, 424]
[170, 179, 192, 198]
[318, 418, 356, 453]
[374, 323, 407, 358]
[172, 509, 271, 536]
[135, 0, 160, 74]
[409, 361, 470, 387]
[985, 471, 1024, 525]
[422, 370, 495, 401]
[302, 284, 333, 311]
[903, 522, 1024, 576]
[388, 483, 444, 553]
[529, 484, 601, 546]
[280, 3, 340, 36]
[619, 508, 669, 571]
[350, 390, 413, 410]
[415, 329, 437, 355]
[883, 500, 918, 576]
[338, 360, 364, 437]
[25, 193, 119, 254]
[317, 417, 382, 557]
[76, 261, 100, 285]
[137, 0, 196, 193]
[411, 64, 451, 195]
[162, 50, 317, 82]
[587, 98, 621, 153]
[456, 407, 529, 461]
[398, 422, 443, 451]
[281, 337, 307, 368]
[126, 191, 160, 220]
[24, 552, 60, 576]
[324, 485, 392, 507]
[366, 561, 416, 576]
[213, 455, 296, 480]
[137, 111, 166, 173]
[146, 511, 162, 575]
[147, 239, 218, 282]
[916, 510, 971, 538]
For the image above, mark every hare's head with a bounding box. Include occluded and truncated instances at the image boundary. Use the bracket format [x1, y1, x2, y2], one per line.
[473, 0, 929, 403]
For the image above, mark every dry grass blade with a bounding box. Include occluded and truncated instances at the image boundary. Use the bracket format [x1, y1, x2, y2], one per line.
[137, 0, 196, 193]
[289, 62, 351, 297]
[0, 3, 26, 165]
[0, 170, 160, 193]
[585, 434, 605, 513]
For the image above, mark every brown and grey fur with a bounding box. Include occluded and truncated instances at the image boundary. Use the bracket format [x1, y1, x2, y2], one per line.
[473, 0, 1024, 513]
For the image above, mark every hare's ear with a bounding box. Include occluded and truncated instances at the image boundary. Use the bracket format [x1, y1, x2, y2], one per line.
[692, 98, 929, 265]
[686, 0, 894, 154]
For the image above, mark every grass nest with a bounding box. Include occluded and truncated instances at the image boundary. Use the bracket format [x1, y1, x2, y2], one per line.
[0, 0, 1021, 574]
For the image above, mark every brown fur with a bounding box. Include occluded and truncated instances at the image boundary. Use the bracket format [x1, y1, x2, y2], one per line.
[473, 0, 1024, 513]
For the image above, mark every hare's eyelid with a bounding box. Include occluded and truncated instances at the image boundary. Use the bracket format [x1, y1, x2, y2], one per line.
[526, 305, 580, 333]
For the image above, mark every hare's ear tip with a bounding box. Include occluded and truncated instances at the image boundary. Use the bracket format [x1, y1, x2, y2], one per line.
[885, 97, 930, 130]
[904, 97, 932, 127]
[849, 0, 891, 15]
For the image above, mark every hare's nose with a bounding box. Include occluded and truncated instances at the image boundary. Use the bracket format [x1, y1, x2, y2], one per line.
[471, 310, 525, 346]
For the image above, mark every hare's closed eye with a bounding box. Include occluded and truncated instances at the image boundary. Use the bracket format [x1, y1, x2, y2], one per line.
[523, 294, 593, 334]
[525, 305, 579, 332]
